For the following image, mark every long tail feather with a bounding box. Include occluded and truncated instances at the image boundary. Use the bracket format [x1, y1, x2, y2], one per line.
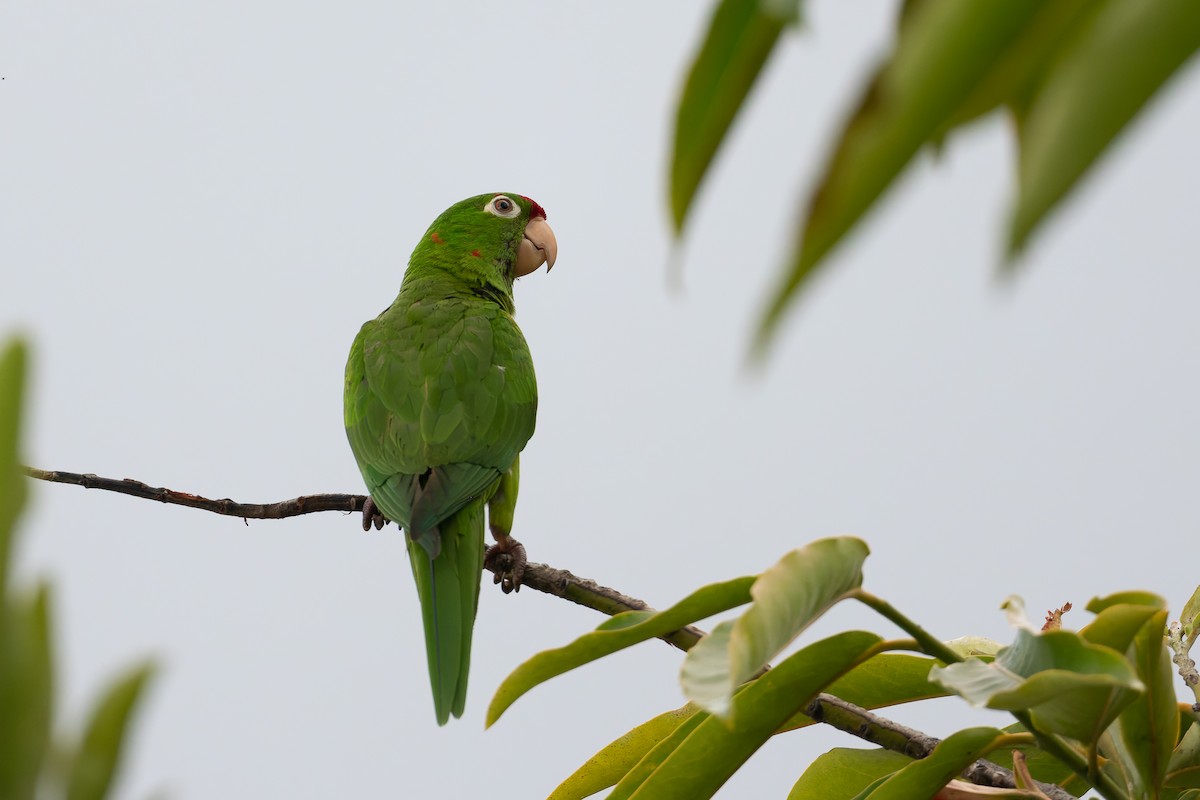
[406, 497, 486, 725]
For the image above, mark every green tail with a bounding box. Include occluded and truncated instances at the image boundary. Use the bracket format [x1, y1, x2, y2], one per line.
[406, 496, 486, 725]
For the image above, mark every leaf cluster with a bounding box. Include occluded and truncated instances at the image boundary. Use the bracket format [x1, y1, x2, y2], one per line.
[670, 0, 1200, 353]
[491, 537, 1200, 799]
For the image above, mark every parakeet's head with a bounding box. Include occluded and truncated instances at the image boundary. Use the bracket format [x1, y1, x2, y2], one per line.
[409, 193, 558, 292]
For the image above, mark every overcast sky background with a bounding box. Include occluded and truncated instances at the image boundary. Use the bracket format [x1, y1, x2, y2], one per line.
[3, 1, 1200, 797]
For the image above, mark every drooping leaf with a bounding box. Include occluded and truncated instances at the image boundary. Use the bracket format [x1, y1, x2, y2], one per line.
[680, 537, 868, 718]
[757, 0, 1043, 351]
[932, 629, 1143, 744]
[629, 631, 882, 800]
[1008, 0, 1200, 255]
[787, 747, 912, 800]
[938, 0, 1097, 136]
[0, 585, 53, 800]
[547, 705, 700, 800]
[670, 0, 800, 231]
[65, 661, 155, 800]
[861, 727, 1020, 800]
[487, 576, 755, 726]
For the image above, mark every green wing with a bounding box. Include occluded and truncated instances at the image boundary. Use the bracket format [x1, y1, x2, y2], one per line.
[344, 291, 536, 550]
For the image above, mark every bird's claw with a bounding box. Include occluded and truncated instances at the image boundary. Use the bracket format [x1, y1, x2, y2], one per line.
[361, 496, 389, 531]
[484, 538, 527, 594]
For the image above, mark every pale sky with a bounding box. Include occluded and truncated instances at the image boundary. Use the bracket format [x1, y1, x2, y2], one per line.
[3, 1, 1199, 797]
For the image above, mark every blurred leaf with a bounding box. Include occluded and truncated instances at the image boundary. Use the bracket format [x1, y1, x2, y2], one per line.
[66, 661, 155, 800]
[547, 705, 700, 800]
[1100, 609, 1176, 797]
[1088, 591, 1168, 614]
[757, 0, 1042, 351]
[932, 629, 1143, 743]
[681, 537, 868, 718]
[939, 0, 1097, 135]
[788, 747, 912, 800]
[1008, 0, 1200, 255]
[861, 727, 1017, 800]
[1168, 721, 1200, 788]
[487, 576, 755, 726]
[0, 338, 29, 603]
[670, 0, 799, 231]
[627, 631, 882, 800]
[0, 585, 53, 800]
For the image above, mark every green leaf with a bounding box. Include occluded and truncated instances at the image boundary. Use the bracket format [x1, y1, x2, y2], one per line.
[66, 661, 155, 800]
[0, 585, 54, 800]
[861, 727, 1019, 800]
[1100, 609, 1177, 798]
[1087, 591, 1168, 614]
[932, 629, 1143, 744]
[1082, 602, 1165, 654]
[757, 0, 1042, 351]
[627, 631, 883, 800]
[1181, 585, 1200, 648]
[670, 0, 798, 231]
[1167, 715, 1200, 788]
[680, 537, 867, 718]
[787, 748, 912, 800]
[780, 652, 950, 733]
[606, 708, 710, 800]
[939, 1, 1098, 135]
[486, 576, 755, 726]
[547, 705, 700, 800]
[1008, 0, 1200, 255]
[0, 338, 29, 603]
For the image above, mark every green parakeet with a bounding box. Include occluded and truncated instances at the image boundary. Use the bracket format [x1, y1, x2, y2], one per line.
[344, 192, 557, 725]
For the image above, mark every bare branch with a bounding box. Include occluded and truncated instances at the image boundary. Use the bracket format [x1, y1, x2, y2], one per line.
[22, 466, 701, 650]
[24, 467, 364, 518]
[23, 465, 1077, 798]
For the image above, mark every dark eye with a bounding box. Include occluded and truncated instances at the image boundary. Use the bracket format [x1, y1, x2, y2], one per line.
[485, 194, 520, 218]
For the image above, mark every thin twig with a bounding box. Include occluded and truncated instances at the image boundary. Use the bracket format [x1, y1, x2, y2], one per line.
[24, 465, 1078, 797]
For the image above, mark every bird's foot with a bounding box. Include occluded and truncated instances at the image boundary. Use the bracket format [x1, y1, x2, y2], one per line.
[484, 537, 527, 595]
[361, 496, 389, 531]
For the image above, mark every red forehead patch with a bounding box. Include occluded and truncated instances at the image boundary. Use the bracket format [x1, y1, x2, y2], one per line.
[520, 196, 547, 220]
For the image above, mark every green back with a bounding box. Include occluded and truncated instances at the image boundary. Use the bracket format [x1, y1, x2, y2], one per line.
[344, 194, 540, 554]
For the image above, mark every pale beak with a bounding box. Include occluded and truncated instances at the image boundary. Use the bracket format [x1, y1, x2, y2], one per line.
[514, 216, 558, 277]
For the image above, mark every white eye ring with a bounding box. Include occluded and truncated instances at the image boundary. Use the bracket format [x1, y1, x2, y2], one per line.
[484, 195, 520, 219]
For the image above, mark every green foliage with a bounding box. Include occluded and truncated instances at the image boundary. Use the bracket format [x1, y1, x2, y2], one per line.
[498, 534, 1200, 799]
[669, 0, 799, 231]
[668, 0, 1200, 353]
[679, 537, 868, 718]
[787, 748, 913, 800]
[0, 338, 154, 800]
